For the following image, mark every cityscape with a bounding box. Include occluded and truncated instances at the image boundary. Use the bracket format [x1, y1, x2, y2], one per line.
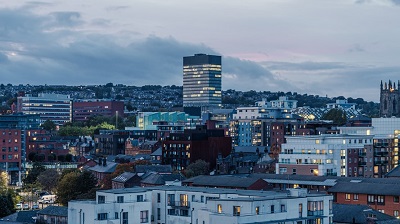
[1, 1, 400, 224]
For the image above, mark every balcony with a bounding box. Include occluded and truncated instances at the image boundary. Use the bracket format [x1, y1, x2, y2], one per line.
[374, 151, 389, 156]
[168, 201, 190, 208]
[358, 152, 366, 157]
[374, 160, 388, 165]
[358, 161, 367, 166]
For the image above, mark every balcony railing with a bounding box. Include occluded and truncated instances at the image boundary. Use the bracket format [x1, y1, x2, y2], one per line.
[168, 201, 190, 207]
[374, 160, 388, 165]
[374, 151, 389, 156]
[358, 152, 366, 157]
[358, 161, 367, 166]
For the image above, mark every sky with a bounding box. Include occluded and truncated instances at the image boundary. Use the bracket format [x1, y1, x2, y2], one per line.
[1, 0, 400, 102]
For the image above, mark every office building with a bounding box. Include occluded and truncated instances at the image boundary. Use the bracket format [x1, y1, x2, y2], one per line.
[73, 100, 124, 122]
[183, 53, 222, 108]
[68, 186, 333, 224]
[17, 93, 72, 125]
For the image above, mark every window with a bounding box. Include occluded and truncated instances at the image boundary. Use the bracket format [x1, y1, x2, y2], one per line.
[394, 210, 399, 218]
[394, 196, 399, 203]
[307, 201, 324, 216]
[255, 206, 259, 215]
[217, 204, 222, 213]
[98, 195, 105, 204]
[115, 212, 119, 219]
[271, 205, 275, 213]
[345, 194, 351, 200]
[140, 210, 148, 223]
[192, 195, 195, 202]
[281, 204, 286, 212]
[233, 206, 241, 216]
[117, 196, 124, 203]
[157, 193, 161, 203]
[353, 194, 359, 200]
[157, 208, 161, 220]
[377, 195, 384, 203]
[97, 213, 108, 220]
[137, 195, 144, 202]
[201, 196, 204, 203]
[167, 194, 175, 206]
[367, 195, 375, 203]
[122, 212, 128, 224]
[299, 203, 303, 217]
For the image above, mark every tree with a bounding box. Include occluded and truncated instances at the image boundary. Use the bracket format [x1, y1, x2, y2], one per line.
[28, 152, 37, 162]
[321, 108, 347, 125]
[37, 169, 60, 193]
[23, 163, 46, 185]
[65, 154, 73, 162]
[56, 170, 97, 206]
[41, 119, 57, 131]
[184, 160, 209, 178]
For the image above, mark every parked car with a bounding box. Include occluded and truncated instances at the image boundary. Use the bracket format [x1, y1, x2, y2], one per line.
[16, 203, 22, 210]
[23, 204, 29, 210]
[32, 203, 39, 209]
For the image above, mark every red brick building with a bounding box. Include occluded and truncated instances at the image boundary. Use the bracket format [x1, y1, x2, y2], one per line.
[72, 100, 124, 122]
[328, 181, 400, 218]
[0, 129, 22, 182]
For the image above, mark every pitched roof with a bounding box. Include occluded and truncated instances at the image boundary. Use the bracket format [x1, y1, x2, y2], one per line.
[328, 182, 400, 196]
[333, 203, 399, 223]
[112, 172, 137, 183]
[141, 173, 185, 185]
[135, 165, 172, 173]
[88, 161, 117, 173]
[37, 206, 68, 217]
[0, 211, 37, 223]
[386, 165, 400, 178]
[183, 175, 266, 188]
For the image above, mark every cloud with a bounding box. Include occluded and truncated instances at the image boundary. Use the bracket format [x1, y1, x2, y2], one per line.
[48, 12, 82, 27]
[0, 52, 9, 63]
[261, 61, 353, 71]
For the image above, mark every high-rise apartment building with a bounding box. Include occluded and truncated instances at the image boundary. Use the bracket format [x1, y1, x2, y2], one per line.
[183, 53, 222, 108]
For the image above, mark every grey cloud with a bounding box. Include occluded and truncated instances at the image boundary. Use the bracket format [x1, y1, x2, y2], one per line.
[0, 52, 9, 64]
[261, 61, 353, 71]
[48, 12, 82, 27]
[348, 44, 365, 53]
[392, 0, 400, 5]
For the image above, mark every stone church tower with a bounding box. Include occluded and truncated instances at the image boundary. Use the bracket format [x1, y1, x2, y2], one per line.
[380, 80, 400, 117]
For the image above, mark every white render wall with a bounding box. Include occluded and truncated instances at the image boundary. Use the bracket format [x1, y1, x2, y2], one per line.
[68, 186, 332, 224]
[278, 134, 373, 176]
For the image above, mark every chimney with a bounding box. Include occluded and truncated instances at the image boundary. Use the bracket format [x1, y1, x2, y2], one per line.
[103, 158, 107, 166]
[98, 157, 102, 166]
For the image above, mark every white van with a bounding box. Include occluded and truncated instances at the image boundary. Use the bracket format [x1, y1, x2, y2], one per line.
[39, 195, 56, 204]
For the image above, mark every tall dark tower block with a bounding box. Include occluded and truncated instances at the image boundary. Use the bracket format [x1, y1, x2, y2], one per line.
[183, 54, 222, 110]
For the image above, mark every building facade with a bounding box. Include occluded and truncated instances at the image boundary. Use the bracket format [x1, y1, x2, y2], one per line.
[277, 134, 374, 177]
[72, 100, 124, 122]
[17, 93, 72, 125]
[183, 53, 222, 108]
[68, 186, 333, 224]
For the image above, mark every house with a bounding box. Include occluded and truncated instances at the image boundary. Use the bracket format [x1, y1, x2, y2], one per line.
[140, 172, 185, 187]
[332, 204, 399, 223]
[134, 165, 172, 174]
[111, 172, 143, 189]
[36, 206, 68, 224]
[87, 158, 117, 183]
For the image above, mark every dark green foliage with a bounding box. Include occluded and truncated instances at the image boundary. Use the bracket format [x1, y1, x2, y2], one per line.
[321, 108, 347, 125]
[0, 191, 15, 218]
[23, 163, 46, 185]
[28, 152, 37, 162]
[56, 170, 97, 206]
[37, 169, 60, 193]
[65, 154, 73, 162]
[57, 155, 66, 162]
[184, 160, 209, 178]
[41, 119, 57, 131]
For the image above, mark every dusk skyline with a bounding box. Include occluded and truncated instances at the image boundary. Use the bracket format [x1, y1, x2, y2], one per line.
[1, 0, 400, 102]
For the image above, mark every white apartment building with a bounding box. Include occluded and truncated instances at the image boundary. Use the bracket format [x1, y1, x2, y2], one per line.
[68, 186, 333, 224]
[277, 134, 373, 177]
[233, 107, 261, 119]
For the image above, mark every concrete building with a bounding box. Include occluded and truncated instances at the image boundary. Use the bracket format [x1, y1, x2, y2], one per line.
[17, 93, 72, 125]
[68, 186, 333, 224]
[183, 53, 222, 108]
[277, 134, 374, 177]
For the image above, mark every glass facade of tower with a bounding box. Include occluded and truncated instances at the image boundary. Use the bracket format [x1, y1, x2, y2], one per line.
[183, 54, 222, 107]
